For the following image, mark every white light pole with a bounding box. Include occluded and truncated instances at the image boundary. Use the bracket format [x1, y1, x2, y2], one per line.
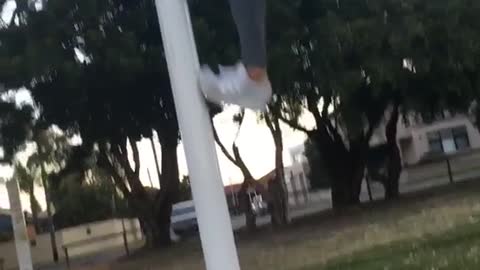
[154, 1, 241, 270]
[6, 178, 34, 270]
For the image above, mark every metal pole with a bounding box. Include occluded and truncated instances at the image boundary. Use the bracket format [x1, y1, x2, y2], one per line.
[121, 217, 130, 256]
[111, 183, 130, 256]
[6, 179, 33, 270]
[365, 173, 373, 202]
[154, 1, 241, 270]
[446, 157, 454, 184]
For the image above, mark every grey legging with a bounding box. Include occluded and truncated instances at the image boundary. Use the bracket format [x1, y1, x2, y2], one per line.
[228, 0, 266, 68]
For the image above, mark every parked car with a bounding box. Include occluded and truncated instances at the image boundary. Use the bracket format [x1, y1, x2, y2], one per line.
[171, 200, 198, 235]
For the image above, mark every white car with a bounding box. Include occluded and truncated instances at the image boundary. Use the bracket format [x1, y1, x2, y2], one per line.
[171, 200, 198, 235]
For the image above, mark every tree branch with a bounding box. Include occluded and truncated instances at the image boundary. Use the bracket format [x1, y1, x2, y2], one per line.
[278, 114, 312, 134]
[321, 96, 332, 118]
[8, 9, 17, 27]
[211, 120, 238, 165]
[386, 103, 400, 144]
[115, 137, 130, 167]
[322, 115, 344, 145]
[232, 143, 253, 179]
[211, 114, 253, 180]
[264, 113, 275, 134]
[111, 142, 144, 195]
[307, 94, 323, 130]
[231, 111, 254, 179]
[97, 150, 130, 197]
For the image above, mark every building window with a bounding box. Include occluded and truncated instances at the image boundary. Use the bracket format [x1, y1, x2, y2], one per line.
[439, 129, 456, 153]
[453, 127, 470, 150]
[427, 126, 470, 154]
[427, 132, 443, 153]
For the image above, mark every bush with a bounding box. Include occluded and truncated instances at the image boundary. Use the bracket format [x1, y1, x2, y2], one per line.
[53, 181, 130, 229]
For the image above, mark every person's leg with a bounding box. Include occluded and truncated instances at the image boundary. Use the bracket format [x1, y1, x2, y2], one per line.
[199, 0, 271, 111]
[228, 0, 267, 81]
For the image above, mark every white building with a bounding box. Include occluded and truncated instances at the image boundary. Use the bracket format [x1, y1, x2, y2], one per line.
[371, 112, 480, 166]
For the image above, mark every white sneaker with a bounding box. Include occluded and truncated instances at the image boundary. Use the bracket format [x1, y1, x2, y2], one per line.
[199, 63, 272, 111]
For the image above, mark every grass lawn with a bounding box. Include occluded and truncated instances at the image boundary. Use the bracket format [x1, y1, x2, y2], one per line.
[316, 220, 480, 270]
[111, 181, 480, 270]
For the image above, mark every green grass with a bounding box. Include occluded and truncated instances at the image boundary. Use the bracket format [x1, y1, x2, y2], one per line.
[314, 219, 480, 270]
[111, 182, 480, 270]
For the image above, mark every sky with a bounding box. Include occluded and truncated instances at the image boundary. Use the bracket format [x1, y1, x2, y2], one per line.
[1, 0, 14, 24]
[0, 1, 315, 211]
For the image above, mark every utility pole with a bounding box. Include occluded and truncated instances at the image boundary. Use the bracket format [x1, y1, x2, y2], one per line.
[154, 0, 241, 269]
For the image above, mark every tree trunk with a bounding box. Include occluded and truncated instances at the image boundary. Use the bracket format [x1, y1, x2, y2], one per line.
[268, 174, 288, 226]
[264, 112, 288, 226]
[41, 165, 59, 262]
[239, 179, 256, 231]
[29, 184, 40, 233]
[155, 130, 180, 246]
[385, 160, 400, 200]
[384, 104, 402, 200]
[127, 195, 161, 248]
[245, 207, 256, 230]
[269, 171, 288, 226]
[278, 122, 370, 209]
[365, 172, 373, 202]
[330, 172, 362, 208]
[211, 116, 257, 229]
[97, 141, 167, 248]
[314, 136, 366, 209]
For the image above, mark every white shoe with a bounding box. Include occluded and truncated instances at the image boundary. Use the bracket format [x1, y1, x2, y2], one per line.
[199, 63, 272, 111]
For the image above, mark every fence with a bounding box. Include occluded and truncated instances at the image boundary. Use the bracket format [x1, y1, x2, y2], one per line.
[362, 149, 480, 202]
[285, 164, 310, 207]
[0, 218, 142, 270]
[404, 149, 480, 189]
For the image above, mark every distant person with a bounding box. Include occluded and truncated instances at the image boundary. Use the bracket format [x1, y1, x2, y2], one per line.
[199, 0, 272, 111]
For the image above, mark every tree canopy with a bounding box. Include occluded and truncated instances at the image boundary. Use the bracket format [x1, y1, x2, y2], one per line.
[2, 0, 480, 246]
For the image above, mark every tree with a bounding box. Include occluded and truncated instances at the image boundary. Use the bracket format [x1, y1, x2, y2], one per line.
[25, 128, 71, 262]
[52, 171, 129, 229]
[273, 0, 398, 207]
[304, 139, 330, 189]
[14, 162, 41, 231]
[262, 103, 288, 226]
[1, 0, 181, 247]
[190, 0, 292, 227]
[212, 109, 258, 230]
[268, 0, 473, 207]
[3, 0, 479, 244]
[366, 101, 402, 200]
[177, 175, 192, 202]
[0, 102, 33, 164]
